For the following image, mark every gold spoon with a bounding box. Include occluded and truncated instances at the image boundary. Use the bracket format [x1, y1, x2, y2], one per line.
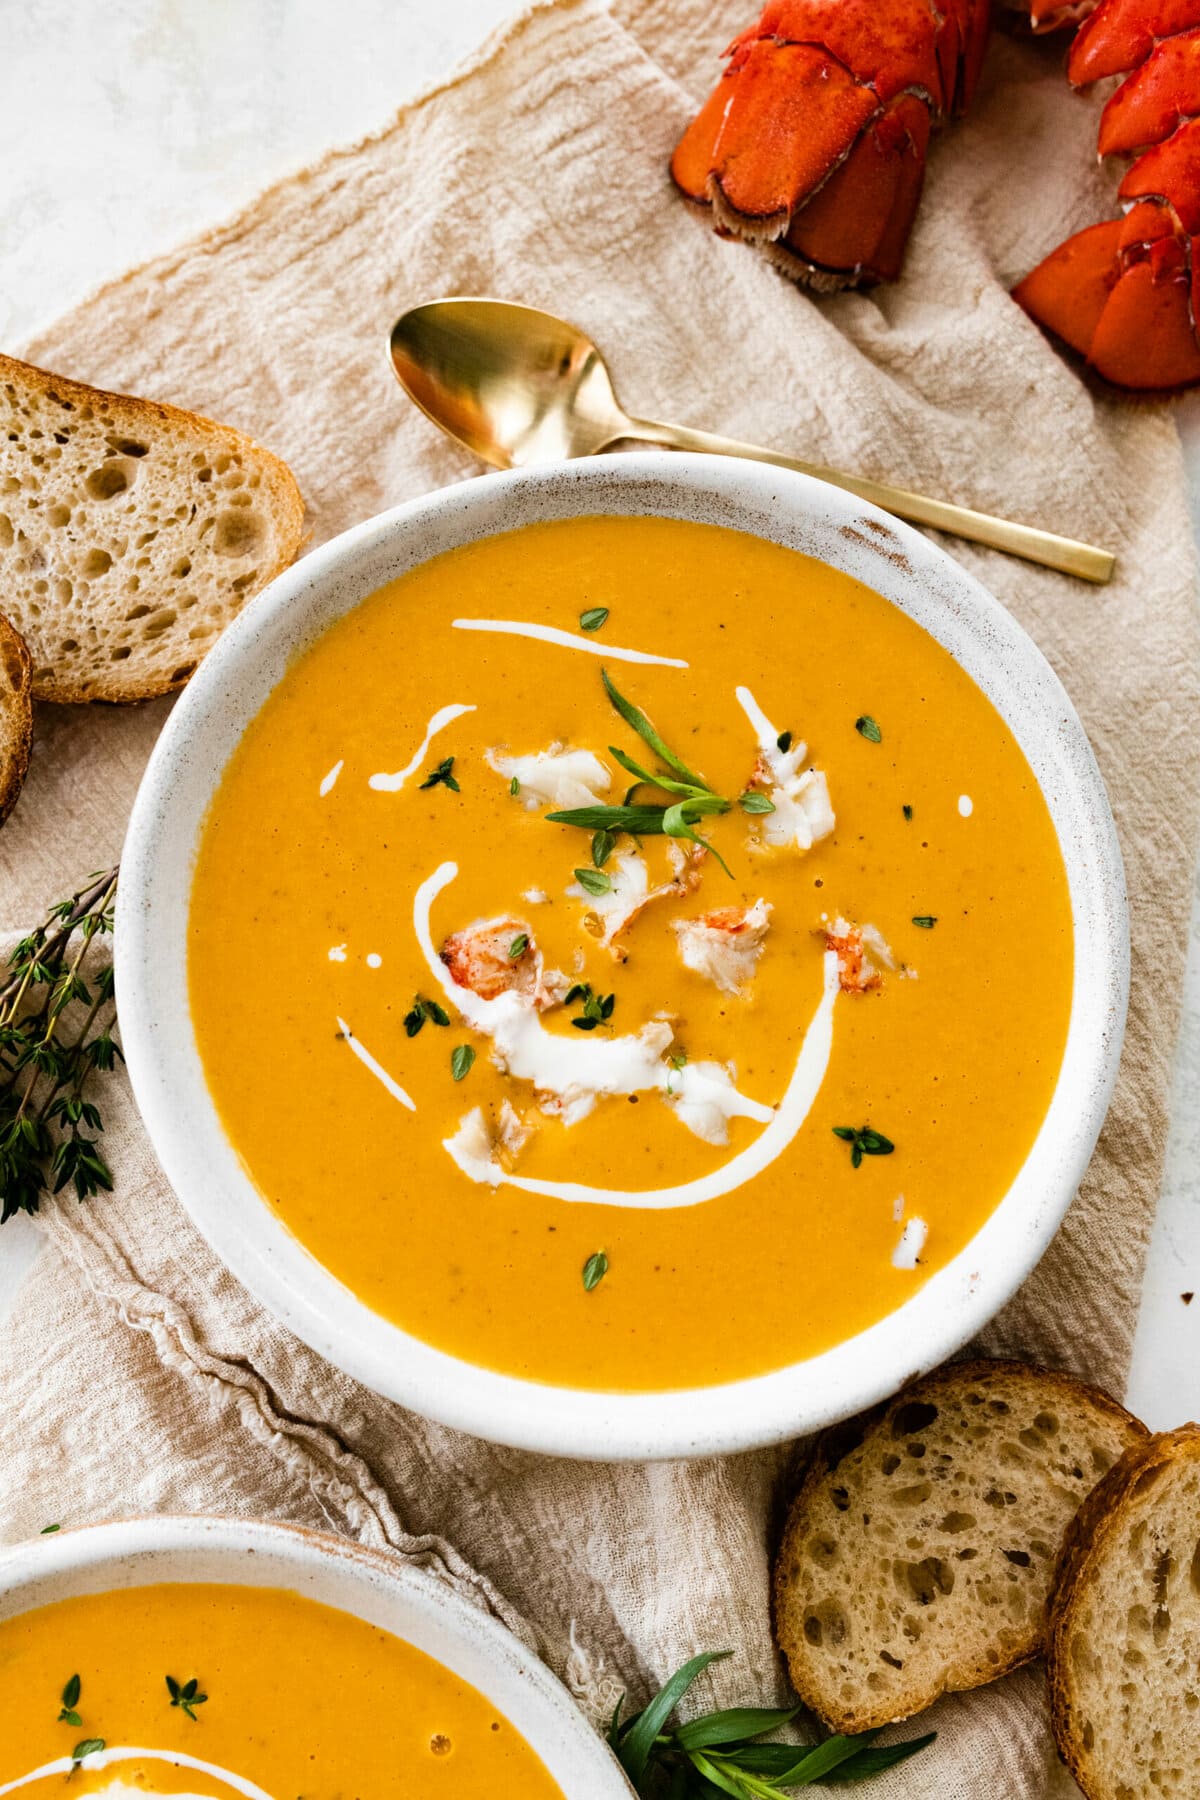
[388, 297, 1115, 585]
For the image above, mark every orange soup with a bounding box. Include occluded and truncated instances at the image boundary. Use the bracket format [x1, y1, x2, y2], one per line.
[188, 516, 1073, 1390]
[0, 1582, 562, 1797]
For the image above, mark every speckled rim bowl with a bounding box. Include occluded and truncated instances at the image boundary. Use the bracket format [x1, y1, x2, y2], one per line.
[117, 453, 1128, 1461]
[0, 1515, 631, 1795]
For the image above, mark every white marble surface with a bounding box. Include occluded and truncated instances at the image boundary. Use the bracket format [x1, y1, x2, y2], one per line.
[1, 0, 1198, 1425]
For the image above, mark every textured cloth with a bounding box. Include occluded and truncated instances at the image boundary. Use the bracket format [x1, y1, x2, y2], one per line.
[2, 4, 1199, 1794]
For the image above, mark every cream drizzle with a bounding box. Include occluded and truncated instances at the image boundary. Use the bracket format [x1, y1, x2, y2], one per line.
[318, 759, 343, 796]
[413, 862, 839, 1210]
[336, 1016, 416, 1112]
[368, 703, 476, 792]
[0, 1746, 276, 1800]
[451, 618, 687, 668]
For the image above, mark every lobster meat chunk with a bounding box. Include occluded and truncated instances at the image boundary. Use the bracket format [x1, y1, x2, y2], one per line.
[1014, 0, 1200, 389]
[671, 0, 993, 288]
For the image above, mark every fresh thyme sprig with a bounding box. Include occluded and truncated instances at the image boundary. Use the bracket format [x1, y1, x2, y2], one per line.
[58, 1673, 82, 1727]
[1, 868, 121, 1224]
[546, 672, 739, 877]
[404, 994, 451, 1038]
[564, 983, 615, 1031]
[608, 1651, 934, 1797]
[166, 1674, 208, 1721]
[832, 1126, 894, 1169]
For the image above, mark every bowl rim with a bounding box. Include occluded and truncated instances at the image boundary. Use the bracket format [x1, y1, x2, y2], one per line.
[116, 451, 1129, 1460]
[0, 1513, 632, 1797]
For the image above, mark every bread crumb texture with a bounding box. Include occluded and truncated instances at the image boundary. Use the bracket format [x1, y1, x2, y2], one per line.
[0, 353, 304, 703]
[0, 610, 32, 825]
[1049, 1423, 1200, 1800]
[773, 1359, 1146, 1733]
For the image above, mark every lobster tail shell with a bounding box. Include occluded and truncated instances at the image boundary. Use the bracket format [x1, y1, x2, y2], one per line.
[670, 0, 992, 289]
[1014, 0, 1200, 389]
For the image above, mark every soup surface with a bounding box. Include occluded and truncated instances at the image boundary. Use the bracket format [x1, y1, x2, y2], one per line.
[0, 1579, 562, 1797]
[189, 516, 1073, 1390]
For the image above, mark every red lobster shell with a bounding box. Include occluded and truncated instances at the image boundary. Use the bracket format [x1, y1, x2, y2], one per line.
[671, 0, 993, 289]
[1014, 0, 1200, 388]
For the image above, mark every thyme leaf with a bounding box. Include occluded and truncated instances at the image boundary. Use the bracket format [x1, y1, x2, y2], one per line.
[911, 916, 937, 929]
[579, 607, 609, 632]
[451, 1044, 475, 1082]
[419, 756, 460, 792]
[855, 716, 882, 744]
[574, 867, 612, 897]
[582, 1250, 608, 1291]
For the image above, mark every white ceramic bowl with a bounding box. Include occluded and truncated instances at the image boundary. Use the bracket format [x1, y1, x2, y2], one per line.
[117, 453, 1128, 1461]
[0, 1515, 631, 1796]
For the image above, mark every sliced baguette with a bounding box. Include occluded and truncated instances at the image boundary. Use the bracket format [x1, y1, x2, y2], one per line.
[0, 352, 304, 702]
[0, 610, 32, 826]
[1048, 1423, 1200, 1800]
[773, 1359, 1147, 1732]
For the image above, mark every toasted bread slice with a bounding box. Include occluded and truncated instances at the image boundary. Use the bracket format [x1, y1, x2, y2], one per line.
[0, 611, 32, 826]
[0, 352, 304, 702]
[773, 1359, 1146, 1732]
[1048, 1423, 1200, 1799]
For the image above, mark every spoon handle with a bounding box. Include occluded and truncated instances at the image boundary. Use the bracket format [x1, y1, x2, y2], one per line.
[624, 415, 1115, 585]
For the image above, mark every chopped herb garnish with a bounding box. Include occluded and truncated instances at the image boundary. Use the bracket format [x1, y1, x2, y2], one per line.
[404, 994, 450, 1037]
[579, 607, 609, 633]
[420, 756, 460, 792]
[451, 1044, 475, 1082]
[509, 934, 529, 960]
[166, 1674, 208, 1721]
[902, 803, 913, 821]
[71, 1740, 105, 1765]
[608, 1650, 935, 1794]
[58, 1674, 82, 1726]
[509, 775, 521, 797]
[833, 1125, 895, 1169]
[776, 729, 793, 753]
[548, 671, 738, 875]
[591, 828, 616, 868]
[855, 715, 882, 744]
[911, 915, 937, 929]
[582, 1250, 608, 1291]
[40, 1523, 61, 1534]
[574, 866, 612, 897]
[739, 791, 776, 815]
[564, 983, 615, 1030]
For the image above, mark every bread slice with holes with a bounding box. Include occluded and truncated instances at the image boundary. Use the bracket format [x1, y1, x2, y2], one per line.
[0, 351, 304, 702]
[1048, 1423, 1200, 1800]
[773, 1359, 1147, 1732]
[0, 610, 32, 825]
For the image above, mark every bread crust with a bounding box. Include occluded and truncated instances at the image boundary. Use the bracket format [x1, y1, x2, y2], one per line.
[0, 610, 33, 827]
[1046, 1422, 1200, 1800]
[0, 351, 305, 704]
[773, 1358, 1147, 1732]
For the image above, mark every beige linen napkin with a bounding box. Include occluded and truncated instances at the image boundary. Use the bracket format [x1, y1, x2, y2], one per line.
[3, 4, 1198, 1793]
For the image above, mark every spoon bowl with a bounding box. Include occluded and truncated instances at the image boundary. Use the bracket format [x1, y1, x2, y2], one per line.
[390, 298, 629, 467]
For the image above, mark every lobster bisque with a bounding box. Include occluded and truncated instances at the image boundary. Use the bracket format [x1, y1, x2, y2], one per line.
[0, 1583, 562, 1796]
[188, 515, 1073, 1392]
